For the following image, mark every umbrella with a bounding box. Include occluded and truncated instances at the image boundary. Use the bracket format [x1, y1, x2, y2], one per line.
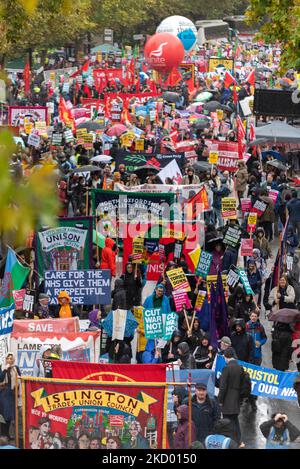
[102, 310, 138, 338]
[90, 155, 112, 163]
[134, 164, 160, 176]
[71, 165, 101, 174]
[268, 308, 300, 324]
[247, 138, 269, 147]
[106, 124, 128, 137]
[190, 118, 211, 129]
[76, 120, 103, 131]
[193, 161, 211, 172]
[162, 92, 181, 103]
[266, 160, 288, 171]
[203, 100, 224, 112]
[195, 91, 213, 102]
[187, 103, 203, 113]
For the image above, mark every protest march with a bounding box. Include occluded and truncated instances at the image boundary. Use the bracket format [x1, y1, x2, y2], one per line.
[1, 0, 300, 455]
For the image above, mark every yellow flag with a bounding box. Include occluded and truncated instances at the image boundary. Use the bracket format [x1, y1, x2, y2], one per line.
[188, 246, 201, 269]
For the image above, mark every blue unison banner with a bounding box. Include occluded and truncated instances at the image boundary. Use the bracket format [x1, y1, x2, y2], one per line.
[44, 269, 111, 305]
[215, 355, 298, 401]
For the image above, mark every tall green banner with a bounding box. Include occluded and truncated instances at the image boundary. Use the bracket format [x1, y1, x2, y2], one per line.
[36, 217, 93, 281]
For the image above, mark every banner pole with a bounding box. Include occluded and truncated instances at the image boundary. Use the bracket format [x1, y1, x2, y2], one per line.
[188, 373, 192, 448]
[162, 384, 169, 449]
[21, 379, 26, 449]
[15, 376, 19, 447]
[96, 210, 100, 265]
[85, 188, 89, 216]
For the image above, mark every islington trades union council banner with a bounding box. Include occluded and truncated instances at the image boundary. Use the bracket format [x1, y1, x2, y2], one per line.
[36, 217, 93, 280]
[22, 377, 167, 449]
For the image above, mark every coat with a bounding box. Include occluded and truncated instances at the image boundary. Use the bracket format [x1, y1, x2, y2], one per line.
[231, 320, 255, 362]
[271, 322, 293, 371]
[218, 359, 243, 415]
[100, 237, 116, 276]
[183, 395, 221, 442]
[121, 270, 142, 309]
[182, 174, 200, 185]
[287, 198, 300, 223]
[246, 319, 267, 359]
[235, 167, 248, 192]
[173, 405, 197, 449]
[0, 365, 21, 421]
[253, 237, 272, 259]
[111, 279, 127, 310]
[142, 339, 161, 364]
[268, 285, 295, 309]
[259, 196, 275, 223]
[260, 419, 300, 449]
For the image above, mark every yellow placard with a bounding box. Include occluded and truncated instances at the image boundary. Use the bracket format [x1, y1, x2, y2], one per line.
[135, 139, 145, 151]
[221, 197, 237, 219]
[208, 57, 234, 73]
[248, 213, 257, 226]
[217, 110, 224, 121]
[209, 151, 219, 165]
[195, 290, 206, 309]
[167, 268, 191, 293]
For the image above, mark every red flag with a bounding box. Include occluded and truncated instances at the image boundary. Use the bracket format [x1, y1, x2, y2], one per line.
[237, 115, 246, 159]
[164, 68, 182, 87]
[246, 70, 255, 86]
[249, 123, 256, 142]
[232, 84, 238, 105]
[187, 187, 209, 219]
[23, 62, 31, 95]
[135, 76, 141, 92]
[128, 58, 135, 86]
[58, 96, 75, 132]
[81, 60, 90, 72]
[83, 83, 91, 98]
[223, 71, 236, 89]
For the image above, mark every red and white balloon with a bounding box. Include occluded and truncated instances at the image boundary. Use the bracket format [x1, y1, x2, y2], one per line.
[144, 32, 185, 73]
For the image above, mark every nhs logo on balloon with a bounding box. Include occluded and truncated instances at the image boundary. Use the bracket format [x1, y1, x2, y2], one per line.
[178, 29, 196, 52]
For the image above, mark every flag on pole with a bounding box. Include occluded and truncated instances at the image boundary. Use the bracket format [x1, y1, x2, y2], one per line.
[164, 68, 182, 87]
[23, 62, 31, 95]
[215, 272, 230, 339]
[209, 283, 218, 349]
[0, 247, 30, 308]
[246, 70, 255, 86]
[223, 71, 237, 89]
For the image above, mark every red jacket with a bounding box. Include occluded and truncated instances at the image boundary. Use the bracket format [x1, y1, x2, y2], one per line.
[100, 237, 116, 276]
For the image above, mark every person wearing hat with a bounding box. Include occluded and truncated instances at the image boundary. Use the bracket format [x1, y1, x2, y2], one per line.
[162, 329, 184, 363]
[204, 418, 239, 449]
[173, 404, 197, 449]
[34, 293, 54, 320]
[177, 342, 196, 370]
[183, 382, 221, 443]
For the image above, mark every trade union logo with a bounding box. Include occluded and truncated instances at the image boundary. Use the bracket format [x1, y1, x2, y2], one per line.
[149, 42, 168, 58]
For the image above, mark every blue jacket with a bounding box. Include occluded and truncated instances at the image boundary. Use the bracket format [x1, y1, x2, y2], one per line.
[212, 185, 230, 210]
[287, 198, 300, 223]
[143, 292, 171, 314]
[246, 319, 267, 359]
[247, 269, 262, 294]
[142, 339, 161, 364]
[222, 246, 238, 273]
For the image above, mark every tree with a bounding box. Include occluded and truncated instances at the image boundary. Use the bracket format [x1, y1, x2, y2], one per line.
[0, 0, 94, 65]
[246, 0, 300, 71]
[0, 130, 59, 245]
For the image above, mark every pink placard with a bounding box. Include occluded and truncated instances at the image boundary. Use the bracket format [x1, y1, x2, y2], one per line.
[240, 238, 254, 257]
[173, 290, 191, 312]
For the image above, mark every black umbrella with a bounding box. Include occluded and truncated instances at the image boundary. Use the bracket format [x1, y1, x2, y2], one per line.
[191, 119, 211, 130]
[77, 121, 103, 131]
[266, 160, 288, 171]
[71, 165, 101, 174]
[162, 92, 181, 103]
[193, 161, 211, 172]
[203, 100, 223, 112]
[134, 164, 160, 178]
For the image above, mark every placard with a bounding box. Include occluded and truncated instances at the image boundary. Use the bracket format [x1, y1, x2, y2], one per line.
[208, 150, 219, 165]
[252, 199, 267, 216]
[166, 267, 191, 292]
[247, 212, 257, 233]
[196, 250, 213, 278]
[143, 307, 163, 339]
[240, 238, 254, 257]
[241, 198, 252, 212]
[195, 290, 207, 310]
[172, 291, 191, 312]
[162, 312, 178, 340]
[221, 197, 237, 219]
[44, 270, 111, 305]
[223, 225, 242, 248]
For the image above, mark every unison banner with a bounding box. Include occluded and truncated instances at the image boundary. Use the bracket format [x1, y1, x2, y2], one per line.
[22, 377, 167, 449]
[44, 269, 111, 305]
[11, 331, 100, 375]
[92, 190, 175, 223]
[36, 216, 93, 280]
[215, 355, 298, 401]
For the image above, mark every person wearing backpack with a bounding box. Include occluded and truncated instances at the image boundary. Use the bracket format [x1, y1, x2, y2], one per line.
[218, 349, 246, 448]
